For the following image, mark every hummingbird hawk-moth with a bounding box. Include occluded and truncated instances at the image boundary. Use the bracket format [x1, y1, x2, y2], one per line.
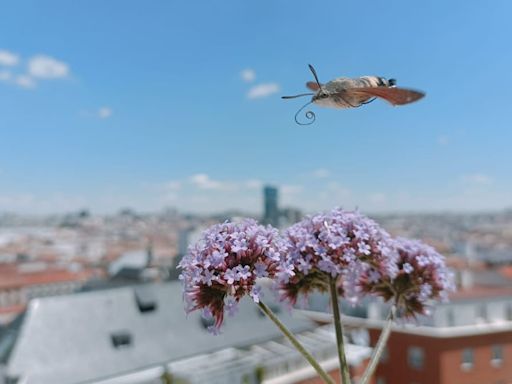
[282, 64, 425, 125]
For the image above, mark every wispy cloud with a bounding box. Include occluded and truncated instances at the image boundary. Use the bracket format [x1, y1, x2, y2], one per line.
[15, 75, 36, 89]
[0, 193, 87, 213]
[282, 184, 303, 195]
[0, 50, 19, 66]
[312, 168, 331, 178]
[80, 107, 114, 119]
[240, 68, 256, 83]
[164, 181, 182, 191]
[98, 107, 113, 119]
[0, 51, 71, 89]
[189, 174, 227, 190]
[369, 192, 387, 205]
[161, 174, 263, 197]
[28, 55, 69, 79]
[247, 83, 280, 99]
[437, 135, 449, 146]
[245, 179, 262, 189]
[462, 173, 493, 185]
[0, 70, 12, 82]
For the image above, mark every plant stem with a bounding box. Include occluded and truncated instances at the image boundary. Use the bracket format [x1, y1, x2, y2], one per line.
[359, 306, 396, 384]
[258, 301, 335, 384]
[329, 276, 351, 384]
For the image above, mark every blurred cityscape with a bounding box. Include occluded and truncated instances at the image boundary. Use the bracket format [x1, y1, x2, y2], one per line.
[1, 186, 512, 383]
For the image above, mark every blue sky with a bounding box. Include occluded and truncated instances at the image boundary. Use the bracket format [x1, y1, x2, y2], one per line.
[0, 0, 511, 215]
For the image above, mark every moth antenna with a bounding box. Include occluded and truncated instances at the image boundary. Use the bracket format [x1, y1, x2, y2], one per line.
[281, 93, 314, 99]
[294, 100, 316, 126]
[308, 64, 323, 90]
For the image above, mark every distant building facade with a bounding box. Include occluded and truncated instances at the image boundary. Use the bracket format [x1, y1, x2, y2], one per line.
[0, 263, 96, 324]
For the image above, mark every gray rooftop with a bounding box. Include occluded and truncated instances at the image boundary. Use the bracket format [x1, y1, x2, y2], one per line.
[2, 281, 313, 384]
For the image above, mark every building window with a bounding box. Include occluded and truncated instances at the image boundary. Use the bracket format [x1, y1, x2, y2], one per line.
[491, 344, 504, 367]
[380, 346, 389, 363]
[376, 378, 386, 384]
[408, 346, 425, 369]
[461, 348, 474, 371]
[134, 288, 157, 313]
[478, 304, 487, 321]
[447, 308, 455, 326]
[111, 331, 132, 349]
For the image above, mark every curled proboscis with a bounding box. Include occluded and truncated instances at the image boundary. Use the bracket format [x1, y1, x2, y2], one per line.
[294, 101, 316, 126]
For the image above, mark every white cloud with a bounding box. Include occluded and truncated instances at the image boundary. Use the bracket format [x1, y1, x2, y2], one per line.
[15, 75, 36, 89]
[247, 83, 280, 99]
[245, 179, 263, 189]
[0, 193, 89, 214]
[189, 174, 225, 190]
[98, 107, 113, 119]
[322, 182, 351, 201]
[241, 68, 256, 83]
[369, 193, 387, 205]
[462, 173, 493, 186]
[0, 52, 71, 89]
[0, 194, 36, 208]
[282, 184, 303, 195]
[164, 180, 182, 191]
[0, 50, 19, 66]
[28, 55, 69, 79]
[312, 168, 331, 178]
[0, 70, 12, 81]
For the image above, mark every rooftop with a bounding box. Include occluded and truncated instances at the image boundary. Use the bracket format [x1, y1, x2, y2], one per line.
[0, 263, 95, 290]
[1, 281, 313, 384]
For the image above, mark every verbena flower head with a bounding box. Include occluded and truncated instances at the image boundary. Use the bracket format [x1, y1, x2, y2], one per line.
[369, 237, 456, 317]
[178, 219, 286, 332]
[278, 208, 398, 305]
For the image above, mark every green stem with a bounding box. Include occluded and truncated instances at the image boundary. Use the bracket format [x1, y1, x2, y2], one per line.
[359, 306, 395, 384]
[258, 301, 335, 384]
[329, 276, 351, 384]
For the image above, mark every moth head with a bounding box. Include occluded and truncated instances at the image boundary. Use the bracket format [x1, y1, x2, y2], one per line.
[312, 90, 329, 101]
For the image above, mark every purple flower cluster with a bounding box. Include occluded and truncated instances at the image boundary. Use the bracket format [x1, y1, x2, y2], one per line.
[368, 237, 455, 317]
[278, 208, 399, 305]
[178, 219, 286, 331]
[179, 209, 456, 332]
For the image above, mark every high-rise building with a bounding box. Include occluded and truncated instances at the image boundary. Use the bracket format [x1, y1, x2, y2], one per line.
[263, 185, 279, 227]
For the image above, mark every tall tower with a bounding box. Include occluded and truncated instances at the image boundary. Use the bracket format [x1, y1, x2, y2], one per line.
[263, 185, 279, 227]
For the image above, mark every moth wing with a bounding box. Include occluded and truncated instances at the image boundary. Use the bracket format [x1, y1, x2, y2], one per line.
[306, 81, 323, 91]
[345, 87, 425, 106]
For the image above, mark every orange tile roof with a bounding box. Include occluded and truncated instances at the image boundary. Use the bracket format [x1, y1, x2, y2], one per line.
[0, 266, 94, 290]
[0, 303, 26, 315]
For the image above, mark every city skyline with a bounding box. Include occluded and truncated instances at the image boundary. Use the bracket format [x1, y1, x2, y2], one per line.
[1, 1, 512, 214]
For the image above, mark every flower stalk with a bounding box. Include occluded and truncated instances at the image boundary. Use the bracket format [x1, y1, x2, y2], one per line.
[258, 301, 335, 384]
[359, 306, 396, 384]
[329, 276, 351, 384]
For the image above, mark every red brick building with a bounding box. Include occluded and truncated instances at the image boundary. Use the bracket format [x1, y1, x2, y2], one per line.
[363, 285, 512, 384]
[369, 323, 512, 384]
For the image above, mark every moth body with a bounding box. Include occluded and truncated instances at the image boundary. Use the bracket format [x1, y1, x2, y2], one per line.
[311, 76, 398, 109]
[281, 64, 425, 125]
